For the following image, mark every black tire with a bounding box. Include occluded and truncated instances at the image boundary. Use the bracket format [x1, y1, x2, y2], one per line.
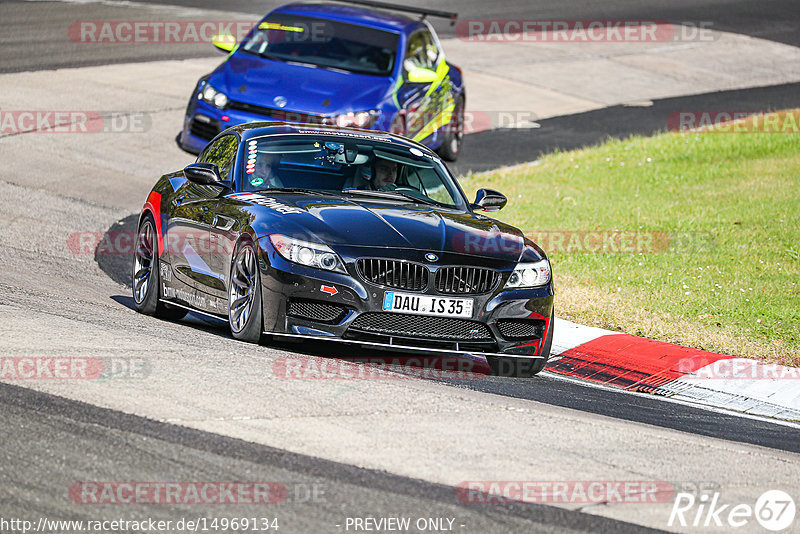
[228, 239, 264, 343]
[436, 94, 465, 162]
[132, 213, 187, 321]
[489, 319, 554, 378]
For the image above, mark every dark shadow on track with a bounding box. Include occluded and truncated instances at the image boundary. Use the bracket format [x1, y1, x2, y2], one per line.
[110, 294, 136, 311]
[433, 374, 800, 454]
[96, 215, 139, 288]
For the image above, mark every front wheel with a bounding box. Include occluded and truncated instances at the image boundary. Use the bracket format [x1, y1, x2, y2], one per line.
[436, 94, 465, 162]
[489, 319, 554, 378]
[132, 213, 187, 321]
[228, 240, 264, 343]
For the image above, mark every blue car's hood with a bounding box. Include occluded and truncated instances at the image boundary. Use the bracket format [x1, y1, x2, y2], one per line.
[212, 54, 393, 115]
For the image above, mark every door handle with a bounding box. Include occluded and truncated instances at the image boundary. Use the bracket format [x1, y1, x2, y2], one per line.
[213, 215, 235, 231]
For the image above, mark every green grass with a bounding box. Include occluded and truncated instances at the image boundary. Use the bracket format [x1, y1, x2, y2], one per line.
[460, 111, 800, 364]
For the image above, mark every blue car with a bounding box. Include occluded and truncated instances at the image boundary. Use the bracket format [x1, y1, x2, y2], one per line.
[178, 1, 466, 161]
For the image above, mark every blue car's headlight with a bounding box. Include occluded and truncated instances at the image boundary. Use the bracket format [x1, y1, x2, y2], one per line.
[504, 259, 551, 289]
[199, 82, 228, 109]
[268, 234, 346, 273]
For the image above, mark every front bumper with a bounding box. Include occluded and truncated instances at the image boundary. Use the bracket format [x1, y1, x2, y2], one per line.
[178, 98, 395, 155]
[257, 241, 554, 360]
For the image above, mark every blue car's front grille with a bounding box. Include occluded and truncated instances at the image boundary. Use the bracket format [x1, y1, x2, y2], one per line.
[228, 100, 330, 125]
[189, 116, 220, 141]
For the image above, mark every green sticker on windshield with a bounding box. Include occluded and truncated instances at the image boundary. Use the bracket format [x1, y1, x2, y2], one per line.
[250, 176, 264, 187]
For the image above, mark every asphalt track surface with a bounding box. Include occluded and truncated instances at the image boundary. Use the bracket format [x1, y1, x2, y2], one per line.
[1, 383, 665, 534]
[5, 0, 798, 74]
[2, 1, 800, 532]
[97, 214, 800, 455]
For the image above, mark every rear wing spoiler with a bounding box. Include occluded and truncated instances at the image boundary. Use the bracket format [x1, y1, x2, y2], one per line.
[329, 0, 458, 24]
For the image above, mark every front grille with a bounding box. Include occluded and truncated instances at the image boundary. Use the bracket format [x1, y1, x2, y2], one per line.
[434, 266, 499, 294]
[495, 319, 545, 341]
[286, 299, 348, 324]
[348, 312, 493, 341]
[357, 258, 429, 291]
[228, 100, 328, 124]
[189, 116, 219, 141]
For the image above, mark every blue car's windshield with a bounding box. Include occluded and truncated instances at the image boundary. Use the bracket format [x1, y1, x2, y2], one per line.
[239, 15, 399, 76]
[242, 134, 467, 209]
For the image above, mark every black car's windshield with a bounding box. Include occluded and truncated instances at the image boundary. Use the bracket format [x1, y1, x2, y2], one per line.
[239, 14, 399, 76]
[241, 134, 467, 209]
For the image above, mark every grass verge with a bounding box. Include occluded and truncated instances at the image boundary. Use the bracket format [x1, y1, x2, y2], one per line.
[460, 110, 800, 365]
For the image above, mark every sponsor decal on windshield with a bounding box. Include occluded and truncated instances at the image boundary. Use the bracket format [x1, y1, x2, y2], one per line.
[294, 129, 391, 142]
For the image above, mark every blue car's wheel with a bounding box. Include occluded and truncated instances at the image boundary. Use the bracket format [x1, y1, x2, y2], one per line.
[436, 94, 464, 162]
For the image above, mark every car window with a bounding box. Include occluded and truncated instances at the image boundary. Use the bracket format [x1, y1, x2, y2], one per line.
[401, 165, 454, 206]
[243, 135, 466, 209]
[404, 30, 438, 73]
[240, 15, 399, 76]
[199, 135, 238, 181]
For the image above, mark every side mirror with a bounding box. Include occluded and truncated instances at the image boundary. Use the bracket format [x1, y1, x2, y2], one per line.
[211, 34, 236, 53]
[406, 67, 438, 84]
[472, 188, 507, 212]
[184, 163, 222, 185]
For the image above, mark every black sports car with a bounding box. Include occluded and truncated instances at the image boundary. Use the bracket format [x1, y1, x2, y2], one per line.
[133, 123, 554, 376]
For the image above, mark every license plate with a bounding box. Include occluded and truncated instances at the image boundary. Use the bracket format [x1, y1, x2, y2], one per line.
[382, 291, 473, 318]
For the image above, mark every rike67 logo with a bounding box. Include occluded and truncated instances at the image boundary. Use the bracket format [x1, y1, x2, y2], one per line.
[669, 490, 795, 531]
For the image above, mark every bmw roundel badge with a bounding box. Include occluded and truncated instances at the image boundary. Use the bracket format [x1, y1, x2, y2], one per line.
[425, 253, 439, 262]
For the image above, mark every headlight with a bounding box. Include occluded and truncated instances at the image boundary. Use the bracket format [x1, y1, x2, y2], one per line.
[504, 260, 551, 289]
[334, 111, 378, 128]
[268, 234, 346, 273]
[199, 82, 229, 109]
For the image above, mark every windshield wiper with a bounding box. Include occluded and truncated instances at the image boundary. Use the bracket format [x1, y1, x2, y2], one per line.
[255, 187, 339, 197]
[342, 189, 439, 206]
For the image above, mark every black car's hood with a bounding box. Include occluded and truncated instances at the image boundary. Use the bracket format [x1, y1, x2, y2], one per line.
[243, 193, 537, 262]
